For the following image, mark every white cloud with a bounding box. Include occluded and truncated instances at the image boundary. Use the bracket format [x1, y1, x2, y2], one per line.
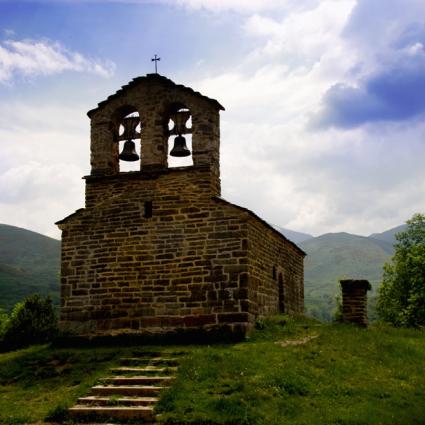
[195, 1, 357, 126]
[242, 0, 356, 75]
[0, 101, 89, 238]
[0, 39, 115, 82]
[174, 0, 292, 13]
[0, 0, 298, 9]
[405, 42, 424, 56]
[341, 0, 425, 74]
[0, 161, 85, 239]
[244, 0, 354, 43]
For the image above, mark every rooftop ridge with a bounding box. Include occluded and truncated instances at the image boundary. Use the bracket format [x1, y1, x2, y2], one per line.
[87, 73, 225, 118]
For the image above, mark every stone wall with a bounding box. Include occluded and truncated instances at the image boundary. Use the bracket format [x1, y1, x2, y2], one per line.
[58, 167, 305, 337]
[58, 168, 250, 337]
[84, 165, 220, 208]
[246, 217, 304, 318]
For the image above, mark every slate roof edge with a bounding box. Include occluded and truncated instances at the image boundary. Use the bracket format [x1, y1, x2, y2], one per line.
[55, 208, 85, 226]
[213, 196, 307, 257]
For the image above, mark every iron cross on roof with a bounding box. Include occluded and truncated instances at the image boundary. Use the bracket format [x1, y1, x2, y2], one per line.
[151, 54, 160, 74]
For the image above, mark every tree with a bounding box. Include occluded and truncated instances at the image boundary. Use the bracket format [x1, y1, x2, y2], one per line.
[377, 213, 425, 326]
[1, 294, 58, 350]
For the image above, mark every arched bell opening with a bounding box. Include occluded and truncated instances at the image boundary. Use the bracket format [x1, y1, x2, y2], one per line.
[166, 105, 193, 168]
[115, 109, 142, 172]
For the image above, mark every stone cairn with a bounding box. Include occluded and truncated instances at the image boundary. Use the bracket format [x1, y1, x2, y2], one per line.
[339, 279, 371, 326]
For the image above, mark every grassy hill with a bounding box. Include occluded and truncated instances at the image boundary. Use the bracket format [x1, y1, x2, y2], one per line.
[299, 233, 394, 321]
[0, 224, 60, 311]
[0, 316, 424, 425]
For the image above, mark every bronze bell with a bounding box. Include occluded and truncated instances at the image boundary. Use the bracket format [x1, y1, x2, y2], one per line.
[119, 140, 139, 162]
[170, 135, 191, 157]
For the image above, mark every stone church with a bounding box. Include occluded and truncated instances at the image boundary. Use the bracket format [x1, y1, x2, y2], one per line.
[57, 74, 305, 339]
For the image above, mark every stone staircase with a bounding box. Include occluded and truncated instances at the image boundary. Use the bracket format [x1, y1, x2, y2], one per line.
[68, 351, 183, 423]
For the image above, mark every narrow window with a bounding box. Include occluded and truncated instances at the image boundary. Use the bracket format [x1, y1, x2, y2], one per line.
[272, 266, 277, 280]
[278, 273, 285, 314]
[144, 201, 153, 218]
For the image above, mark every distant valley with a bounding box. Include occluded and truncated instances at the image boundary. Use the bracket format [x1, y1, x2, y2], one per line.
[0, 222, 404, 320]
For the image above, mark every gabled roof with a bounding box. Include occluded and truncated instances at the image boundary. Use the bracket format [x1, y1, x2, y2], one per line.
[87, 74, 225, 118]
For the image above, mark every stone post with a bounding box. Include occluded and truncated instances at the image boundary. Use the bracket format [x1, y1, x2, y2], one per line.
[339, 279, 371, 326]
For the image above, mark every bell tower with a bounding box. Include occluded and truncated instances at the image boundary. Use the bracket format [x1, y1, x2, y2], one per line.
[87, 74, 224, 195]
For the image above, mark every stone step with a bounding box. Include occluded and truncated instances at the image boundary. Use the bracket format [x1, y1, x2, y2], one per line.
[68, 353, 182, 423]
[129, 351, 163, 357]
[101, 376, 174, 385]
[91, 385, 164, 397]
[120, 357, 180, 366]
[131, 350, 186, 357]
[78, 396, 158, 406]
[76, 423, 119, 425]
[110, 366, 177, 374]
[69, 405, 154, 421]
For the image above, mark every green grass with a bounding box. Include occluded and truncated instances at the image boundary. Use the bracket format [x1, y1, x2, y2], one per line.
[155, 316, 425, 425]
[0, 344, 120, 424]
[0, 317, 424, 425]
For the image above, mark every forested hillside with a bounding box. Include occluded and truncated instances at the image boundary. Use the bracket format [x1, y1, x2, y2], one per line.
[0, 224, 60, 311]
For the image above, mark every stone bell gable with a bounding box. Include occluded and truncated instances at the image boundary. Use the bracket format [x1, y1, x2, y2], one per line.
[88, 74, 223, 184]
[57, 74, 305, 338]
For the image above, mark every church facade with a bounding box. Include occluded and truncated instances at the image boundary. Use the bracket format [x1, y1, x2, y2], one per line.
[57, 74, 305, 338]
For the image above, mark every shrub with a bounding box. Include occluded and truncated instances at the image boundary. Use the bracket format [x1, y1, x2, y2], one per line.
[333, 294, 343, 322]
[45, 404, 69, 422]
[1, 294, 58, 351]
[0, 309, 9, 341]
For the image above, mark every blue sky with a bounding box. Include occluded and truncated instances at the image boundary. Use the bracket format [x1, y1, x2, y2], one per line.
[1, 0, 425, 238]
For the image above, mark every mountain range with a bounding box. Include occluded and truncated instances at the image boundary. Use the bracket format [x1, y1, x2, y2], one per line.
[272, 225, 313, 243]
[0, 222, 405, 320]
